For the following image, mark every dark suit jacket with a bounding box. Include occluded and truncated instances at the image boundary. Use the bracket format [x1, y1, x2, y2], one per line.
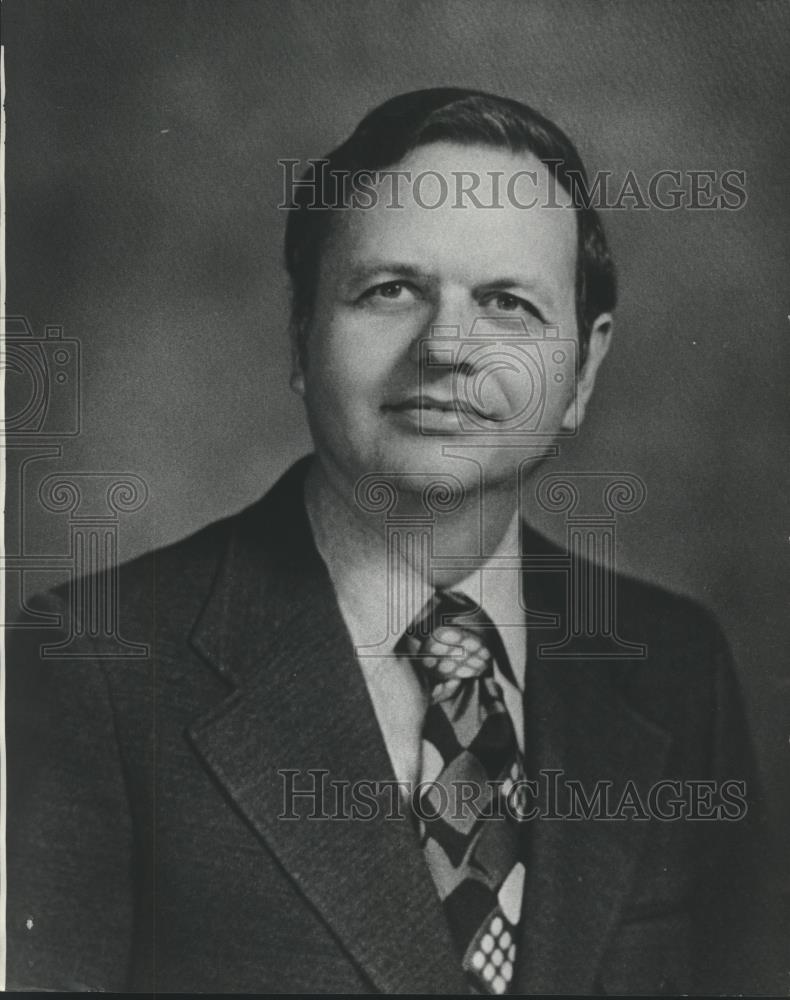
[5, 458, 774, 993]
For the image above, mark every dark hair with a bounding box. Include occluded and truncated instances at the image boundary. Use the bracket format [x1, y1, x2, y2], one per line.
[284, 87, 616, 360]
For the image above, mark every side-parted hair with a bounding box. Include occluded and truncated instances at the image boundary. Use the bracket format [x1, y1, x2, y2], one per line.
[284, 87, 616, 360]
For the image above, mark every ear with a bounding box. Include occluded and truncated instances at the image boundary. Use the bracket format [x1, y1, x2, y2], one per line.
[289, 319, 306, 397]
[561, 313, 613, 432]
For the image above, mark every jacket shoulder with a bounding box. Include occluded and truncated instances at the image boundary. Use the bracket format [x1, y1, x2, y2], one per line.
[523, 519, 726, 645]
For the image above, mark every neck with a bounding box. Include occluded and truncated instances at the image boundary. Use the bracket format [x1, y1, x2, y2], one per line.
[304, 455, 521, 590]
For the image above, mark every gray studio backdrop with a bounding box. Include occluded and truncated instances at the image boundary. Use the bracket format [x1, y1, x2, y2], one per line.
[6, 0, 789, 883]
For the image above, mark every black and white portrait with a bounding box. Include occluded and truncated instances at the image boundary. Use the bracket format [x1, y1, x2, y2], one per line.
[3, 2, 788, 994]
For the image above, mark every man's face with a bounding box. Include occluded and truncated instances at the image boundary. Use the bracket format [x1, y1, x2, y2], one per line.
[293, 142, 609, 498]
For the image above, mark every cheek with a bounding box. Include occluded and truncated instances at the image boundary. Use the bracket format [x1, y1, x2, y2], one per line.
[483, 339, 577, 416]
[307, 312, 406, 393]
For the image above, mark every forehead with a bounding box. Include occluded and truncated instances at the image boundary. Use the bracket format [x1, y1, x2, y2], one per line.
[321, 142, 578, 297]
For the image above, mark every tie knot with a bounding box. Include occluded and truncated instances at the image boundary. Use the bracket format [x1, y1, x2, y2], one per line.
[397, 590, 497, 701]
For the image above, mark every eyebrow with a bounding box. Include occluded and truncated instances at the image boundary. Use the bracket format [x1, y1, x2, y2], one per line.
[344, 262, 429, 284]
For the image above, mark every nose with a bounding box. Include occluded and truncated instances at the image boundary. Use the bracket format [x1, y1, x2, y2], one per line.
[406, 286, 473, 367]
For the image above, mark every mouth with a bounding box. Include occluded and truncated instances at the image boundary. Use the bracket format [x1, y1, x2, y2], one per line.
[387, 395, 461, 413]
[383, 395, 505, 425]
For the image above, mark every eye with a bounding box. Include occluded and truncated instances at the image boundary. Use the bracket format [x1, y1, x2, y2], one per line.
[360, 280, 415, 303]
[483, 291, 545, 321]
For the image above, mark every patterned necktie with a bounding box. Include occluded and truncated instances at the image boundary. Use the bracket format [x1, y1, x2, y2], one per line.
[396, 590, 527, 995]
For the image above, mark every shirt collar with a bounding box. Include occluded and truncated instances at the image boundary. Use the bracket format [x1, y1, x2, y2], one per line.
[306, 479, 525, 692]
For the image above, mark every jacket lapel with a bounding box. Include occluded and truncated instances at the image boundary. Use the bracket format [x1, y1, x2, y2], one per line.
[513, 526, 672, 993]
[186, 462, 466, 994]
[184, 463, 671, 993]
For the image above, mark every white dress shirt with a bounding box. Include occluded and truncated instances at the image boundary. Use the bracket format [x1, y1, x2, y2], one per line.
[306, 486, 527, 789]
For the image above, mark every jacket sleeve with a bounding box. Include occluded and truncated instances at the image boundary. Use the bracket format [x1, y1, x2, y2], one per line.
[5, 590, 135, 991]
[598, 601, 786, 995]
[688, 611, 785, 994]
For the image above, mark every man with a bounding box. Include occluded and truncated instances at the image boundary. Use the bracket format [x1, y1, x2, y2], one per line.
[5, 89, 770, 993]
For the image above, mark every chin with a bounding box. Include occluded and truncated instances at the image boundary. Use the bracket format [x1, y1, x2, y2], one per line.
[349, 442, 488, 513]
[371, 437, 471, 477]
